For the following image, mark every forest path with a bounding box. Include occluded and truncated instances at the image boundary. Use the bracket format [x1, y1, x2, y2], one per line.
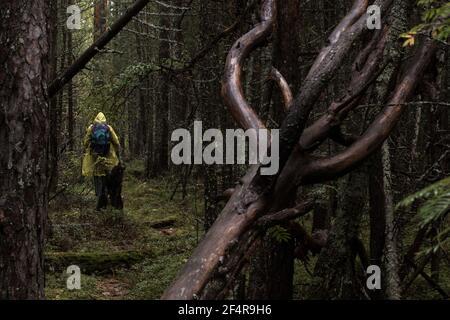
[45, 161, 199, 299]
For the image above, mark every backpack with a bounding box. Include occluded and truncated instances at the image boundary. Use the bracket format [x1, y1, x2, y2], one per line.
[91, 123, 111, 156]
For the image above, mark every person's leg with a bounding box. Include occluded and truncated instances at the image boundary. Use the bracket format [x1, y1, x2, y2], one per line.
[94, 176, 101, 211]
[105, 171, 115, 208]
[106, 166, 124, 210]
[94, 176, 107, 211]
[94, 176, 100, 197]
[99, 176, 108, 209]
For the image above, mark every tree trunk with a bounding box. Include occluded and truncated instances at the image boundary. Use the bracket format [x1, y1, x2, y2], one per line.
[247, 231, 295, 299]
[197, 0, 221, 230]
[0, 0, 50, 299]
[48, 0, 60, 193]
[380, 142, 401, 299]
[308, 169, 368, 300]
[156, 11, 170, 173]
[94, 0, 109, 40]
[67, 14, 75, 151]
[135, 25, 148, 157]
[146, 75, 156, 178]
[247, 0, 302, 300]
[368, 0, 409, 298]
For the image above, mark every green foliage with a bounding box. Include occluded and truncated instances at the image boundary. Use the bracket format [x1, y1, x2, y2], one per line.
[111, 62, 158, 92]
[401, 1, 450, 46]
[396, 177, 450, 226]
[110, 57, 185, 93]
[267, 225, 291, 243]
[396, 177, 450, 252]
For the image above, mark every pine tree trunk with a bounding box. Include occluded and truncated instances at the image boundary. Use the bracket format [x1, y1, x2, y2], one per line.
[48, 0, 60, 192]
[94, 0, 108, 40]
[0, 0, 50, 299]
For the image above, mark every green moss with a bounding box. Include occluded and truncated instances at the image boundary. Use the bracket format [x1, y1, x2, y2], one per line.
[46, 272, 99, 300]
[46, 250, 153, 275]
[123, 252, 191, 299]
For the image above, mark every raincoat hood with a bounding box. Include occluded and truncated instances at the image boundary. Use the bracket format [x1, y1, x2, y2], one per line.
[94, 112, 107, 124]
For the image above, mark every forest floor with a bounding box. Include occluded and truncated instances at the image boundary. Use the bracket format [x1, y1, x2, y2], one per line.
[44, 160, 450, 300]
[45, 160, 200, 299]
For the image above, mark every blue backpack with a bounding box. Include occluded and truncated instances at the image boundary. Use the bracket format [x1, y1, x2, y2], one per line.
[91, 123, 111, 156]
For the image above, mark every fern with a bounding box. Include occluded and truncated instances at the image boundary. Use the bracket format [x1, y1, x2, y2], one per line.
[422, 226, 450, 256]
[417, 190, 450, 227]
[397, 177, 450, 228]
[437, 227, 450, 247]
[267, 225, 291, 243]
[396, 176, 450, 211]
[397, 177, 450, 254]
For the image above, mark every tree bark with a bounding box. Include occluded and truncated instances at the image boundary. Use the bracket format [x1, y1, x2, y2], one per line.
[380, 142, 401, 299]
[0, 0, 50, 299]
[48, 0, 60, 193]
[94, 0, 109, 40]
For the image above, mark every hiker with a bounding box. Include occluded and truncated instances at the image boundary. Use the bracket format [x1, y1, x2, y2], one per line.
[82, 112, 122, 211]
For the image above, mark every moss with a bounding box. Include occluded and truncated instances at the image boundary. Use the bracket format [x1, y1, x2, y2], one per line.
[46, 272, 99, 300]
[123, 252, 191, 299]
[45, 250, 153, 275]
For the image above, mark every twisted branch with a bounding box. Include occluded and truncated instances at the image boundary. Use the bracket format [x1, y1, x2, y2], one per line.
[269, 67, 294, 111]
[221, 0, 276, 130]
[300, 38, 438, 184]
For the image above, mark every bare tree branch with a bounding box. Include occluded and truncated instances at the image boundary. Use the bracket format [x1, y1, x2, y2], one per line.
[269, 67, 294, 111]
[300, 38, 438, 184]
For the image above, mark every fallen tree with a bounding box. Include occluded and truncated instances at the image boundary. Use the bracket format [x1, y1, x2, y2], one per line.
[48, 0, 151, 98]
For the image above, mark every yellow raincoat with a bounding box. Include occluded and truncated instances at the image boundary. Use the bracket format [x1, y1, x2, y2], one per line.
[82, 112, 121, 177]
